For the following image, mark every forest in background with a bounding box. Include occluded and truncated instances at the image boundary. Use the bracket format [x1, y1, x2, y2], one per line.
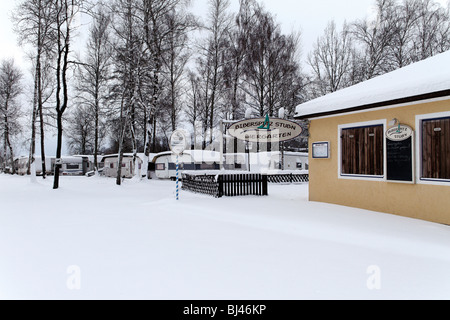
[1, 0, 450, 184]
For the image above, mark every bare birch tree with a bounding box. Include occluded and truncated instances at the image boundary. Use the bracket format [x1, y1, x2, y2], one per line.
[0, 59, 23, 174]
[161, 7, 196, 131]
[74, 3, 114, 170]
[53, 0, 82, 189]
[13, 0, 56, 178]
[196, 0, 232, 146]
[110, 0, 143, 185]
[308, 21, 355, 97]
[351, 0, 396, 79]
[222, 0, 254, 120]
[242, 4, 302, 117]
[411, 0, 450, 61]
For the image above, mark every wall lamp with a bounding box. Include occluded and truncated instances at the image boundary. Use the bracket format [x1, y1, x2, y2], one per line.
[389, 118, 401, 133]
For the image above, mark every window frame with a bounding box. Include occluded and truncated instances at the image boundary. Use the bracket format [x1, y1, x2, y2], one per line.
[415, 111, 450, 186]
[338, 119, 386, 181]
[66, 163, 80, 170]
[156, 163, 165, 171]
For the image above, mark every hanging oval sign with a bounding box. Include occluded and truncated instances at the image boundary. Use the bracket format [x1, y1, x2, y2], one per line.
[228, 117, 303, 143]
[386, 124, 414, 141]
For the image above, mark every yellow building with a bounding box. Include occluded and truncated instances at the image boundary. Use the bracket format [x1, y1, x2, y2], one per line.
[295, 51, 450, 225]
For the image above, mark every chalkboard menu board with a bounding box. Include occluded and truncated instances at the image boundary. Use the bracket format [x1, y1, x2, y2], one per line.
[386, 125, 414, 183]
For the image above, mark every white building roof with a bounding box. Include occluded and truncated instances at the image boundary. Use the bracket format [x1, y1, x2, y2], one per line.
[295, 50, 450, 119]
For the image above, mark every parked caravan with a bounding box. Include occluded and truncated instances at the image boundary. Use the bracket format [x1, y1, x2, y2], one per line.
[225, 151, 309, 172]
[150, 150, 308, 179]
[72, 155, 103, 175]
[57, 156, 93, 176]
[269, 152, 309, 171]
[15, 155, 95, 176]
[15, 156, 54, 176]
[152, 150, 221, 180]
[101, 154, 143, 179]
[223, 153, 247, 170]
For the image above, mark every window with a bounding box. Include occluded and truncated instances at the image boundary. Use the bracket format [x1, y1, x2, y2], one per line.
[156, 163, 165, 170]
[66, 164, 80, 170]
[421, 116, 450, 181]
[183, 163, 195, 170]
[340, 124, 384, 177]
[200, 163, 216, 170]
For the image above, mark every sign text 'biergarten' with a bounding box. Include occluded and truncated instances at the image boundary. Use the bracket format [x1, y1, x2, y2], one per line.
[228, 118, 303, 143]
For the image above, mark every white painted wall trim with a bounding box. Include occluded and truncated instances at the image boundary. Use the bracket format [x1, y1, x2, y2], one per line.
[415, 111, 450, 186]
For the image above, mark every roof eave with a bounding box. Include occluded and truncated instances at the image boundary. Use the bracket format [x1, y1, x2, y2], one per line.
[294, 89, 450, 120]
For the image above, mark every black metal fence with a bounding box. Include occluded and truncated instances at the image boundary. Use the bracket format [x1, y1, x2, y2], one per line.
[182, 171, 308, 198]
[181, 174, 220, 197]
[266, 172, 309, 184]
[182, 173, 268, 198]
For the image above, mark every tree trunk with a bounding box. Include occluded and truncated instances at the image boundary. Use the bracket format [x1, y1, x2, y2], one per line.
[53, 0, 72, 190]
[28, 63, 39, 176]
[116, 97, 127, 186]
[53, 113, 63, 189]
[38, 58, 46, 179]
[94, 82, 99, 171]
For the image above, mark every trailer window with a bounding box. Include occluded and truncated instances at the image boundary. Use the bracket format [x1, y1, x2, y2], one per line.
[156, 163, 165, 170]
[184, 164, 195, 170]
[66, 164, 80, 170]
[200, 163, 215, 170]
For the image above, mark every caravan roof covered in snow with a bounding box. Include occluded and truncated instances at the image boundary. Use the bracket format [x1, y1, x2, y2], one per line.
[294, 50, 450, 120]
[152, 150, 221, 163]
[101, 153, 145, 160]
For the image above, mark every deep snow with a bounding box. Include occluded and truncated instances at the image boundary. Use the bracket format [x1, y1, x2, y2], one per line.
[0, 174, 449, 300]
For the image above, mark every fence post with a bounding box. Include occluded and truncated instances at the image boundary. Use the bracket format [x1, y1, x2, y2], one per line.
[217, 174, 223, 198]
[262, 174, 268, 196]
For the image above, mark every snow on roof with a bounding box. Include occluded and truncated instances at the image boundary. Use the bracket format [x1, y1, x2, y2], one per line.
[295, 50, 450, 119]
[102, 153, 143, 159]
[152, 150, 222, 163]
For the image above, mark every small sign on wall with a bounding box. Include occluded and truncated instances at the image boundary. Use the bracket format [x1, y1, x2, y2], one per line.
[312, 141, 330, 159]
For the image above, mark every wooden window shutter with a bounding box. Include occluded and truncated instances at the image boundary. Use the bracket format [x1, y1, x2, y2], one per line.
[422, 117, 450, 179]
[341, 125, 383, 176]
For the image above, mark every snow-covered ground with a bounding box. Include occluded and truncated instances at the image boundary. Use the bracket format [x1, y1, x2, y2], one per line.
[0, 174, 449, 300]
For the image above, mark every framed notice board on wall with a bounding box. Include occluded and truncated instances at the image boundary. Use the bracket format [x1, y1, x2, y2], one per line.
[386, 125, 415, 183]
[312, 141, 330, 159]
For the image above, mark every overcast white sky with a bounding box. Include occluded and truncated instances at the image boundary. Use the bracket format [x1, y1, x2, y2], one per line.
[1, 0, 449, 69]
[0, 0, 392, 68]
